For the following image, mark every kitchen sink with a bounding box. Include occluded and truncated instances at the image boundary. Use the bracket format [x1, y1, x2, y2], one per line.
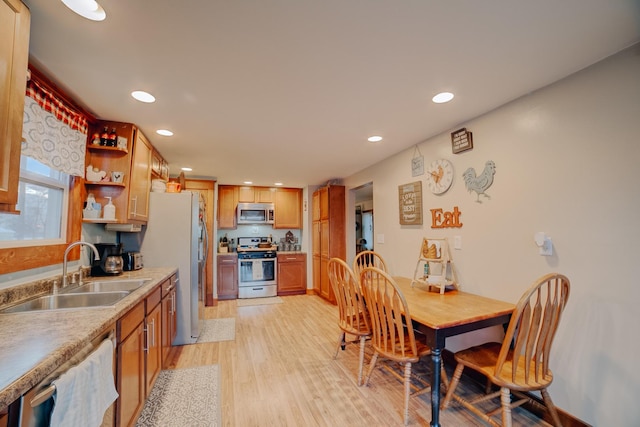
[67, 278, 151, 294]
[0, 292, 131, 314]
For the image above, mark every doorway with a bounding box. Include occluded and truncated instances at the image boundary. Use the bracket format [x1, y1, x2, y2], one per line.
[354, 182, 373, 254]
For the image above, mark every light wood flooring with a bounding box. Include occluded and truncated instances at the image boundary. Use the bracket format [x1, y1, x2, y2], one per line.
[165, 294, 552, 426]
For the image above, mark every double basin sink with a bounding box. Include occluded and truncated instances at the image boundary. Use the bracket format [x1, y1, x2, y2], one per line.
[0, 278, 152, 314]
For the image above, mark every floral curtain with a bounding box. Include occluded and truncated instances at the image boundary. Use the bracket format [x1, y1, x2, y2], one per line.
[21, 77, 88, 177]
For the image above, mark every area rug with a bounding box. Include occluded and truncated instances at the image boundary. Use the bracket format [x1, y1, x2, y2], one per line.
[196, 318, 235, 343]
[236, 296, 284, 307]
[135, 365, 220, 427]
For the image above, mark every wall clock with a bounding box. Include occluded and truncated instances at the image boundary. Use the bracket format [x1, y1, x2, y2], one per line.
[426, 159, 454, 194]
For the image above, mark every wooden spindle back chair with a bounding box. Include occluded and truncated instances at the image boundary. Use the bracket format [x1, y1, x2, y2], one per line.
[441, 273, 570, 427]
[327, 258, 371, 386]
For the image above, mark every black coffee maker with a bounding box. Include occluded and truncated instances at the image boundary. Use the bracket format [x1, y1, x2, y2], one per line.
[91, 243, 124, 276]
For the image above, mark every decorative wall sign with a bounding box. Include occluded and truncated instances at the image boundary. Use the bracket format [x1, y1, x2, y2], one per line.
[451, 127, 473, 154]
[462, 160, 496, 202]
[398, 181, 423, 225]
[411, 145, 424, 177]
[430, 206, 463, 228]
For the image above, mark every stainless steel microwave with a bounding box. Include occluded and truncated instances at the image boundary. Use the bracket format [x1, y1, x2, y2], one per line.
[237, 203, 275, 225]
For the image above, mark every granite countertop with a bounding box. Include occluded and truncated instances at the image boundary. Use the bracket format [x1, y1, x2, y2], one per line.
[0, 267, 176, 411]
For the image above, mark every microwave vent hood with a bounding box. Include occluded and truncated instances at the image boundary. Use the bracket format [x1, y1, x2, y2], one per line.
[105, 223, 143, 232]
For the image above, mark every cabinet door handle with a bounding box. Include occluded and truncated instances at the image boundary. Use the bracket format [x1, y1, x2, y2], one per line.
[144, 324, 149, 353]
[130, 196, 138, 216]
[151, 318, 156, 347]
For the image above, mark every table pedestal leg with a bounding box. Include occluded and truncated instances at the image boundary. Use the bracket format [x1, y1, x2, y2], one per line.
[430, 347, 442, 427]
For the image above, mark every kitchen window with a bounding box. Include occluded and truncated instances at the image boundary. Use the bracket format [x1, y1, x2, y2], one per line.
[0, 156, 69, 246]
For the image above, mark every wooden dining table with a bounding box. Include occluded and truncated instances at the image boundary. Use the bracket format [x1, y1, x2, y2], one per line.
[393, 277, 515, 427]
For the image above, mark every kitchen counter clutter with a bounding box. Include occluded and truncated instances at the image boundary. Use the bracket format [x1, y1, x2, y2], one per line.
[0, 267, 176, 413]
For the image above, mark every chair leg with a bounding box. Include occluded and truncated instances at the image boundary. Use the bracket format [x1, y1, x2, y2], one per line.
[357, 335, 366, 386]
[363, 352, 379, 386]
[403, 362, 412, 426]
[441, 363, 464, 409]
[334, 332, 346, 359]
[540, 388, 563, 427]
[500, 387, 513, 427]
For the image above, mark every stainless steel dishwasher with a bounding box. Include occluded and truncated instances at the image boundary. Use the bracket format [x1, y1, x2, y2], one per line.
[19, 328, 116, 427]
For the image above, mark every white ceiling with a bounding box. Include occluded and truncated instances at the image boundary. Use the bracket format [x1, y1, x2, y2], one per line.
[23, 0, 640, 188]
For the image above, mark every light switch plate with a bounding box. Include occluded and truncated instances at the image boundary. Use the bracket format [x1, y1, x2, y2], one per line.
[454, 235, 462, 250]
[377, 234, 385, 244]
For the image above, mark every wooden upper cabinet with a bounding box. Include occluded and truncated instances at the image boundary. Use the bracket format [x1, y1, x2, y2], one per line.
[127, 129, 152, 222]
[218, 185, 237, 229]
[274, 188, 302, 229]
[238, 186, 275, 203]
[319, 187, 329, 220]
[237, 186, 254, 203]
[0, 0, 30, 210]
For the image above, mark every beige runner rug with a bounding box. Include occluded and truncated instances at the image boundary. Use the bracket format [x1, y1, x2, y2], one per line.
[136, 365, 220, 426]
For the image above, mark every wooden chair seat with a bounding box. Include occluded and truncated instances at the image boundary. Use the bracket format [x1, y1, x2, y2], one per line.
[454, 342, 553, 391]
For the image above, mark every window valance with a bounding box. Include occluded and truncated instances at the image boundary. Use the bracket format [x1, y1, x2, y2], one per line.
[21, 76, 88, 177]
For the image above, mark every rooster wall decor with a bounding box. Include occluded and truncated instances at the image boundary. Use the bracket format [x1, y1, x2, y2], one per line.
[462, 160, 496, 202]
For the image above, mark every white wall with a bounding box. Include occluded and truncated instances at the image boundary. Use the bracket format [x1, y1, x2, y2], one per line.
[343, 44, 640, 426]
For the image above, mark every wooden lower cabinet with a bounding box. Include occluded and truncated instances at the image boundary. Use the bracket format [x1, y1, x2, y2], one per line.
[117, 301, 145, 427]
[117, 283, 164, 427]
[277, 253, 307, 295]
[161, 276, 177, 367]
[217, 254, 238, 300]
[145, 302, 162, 394]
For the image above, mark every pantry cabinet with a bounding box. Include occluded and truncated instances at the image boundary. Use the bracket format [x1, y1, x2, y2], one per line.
[0, 0, 30, 210]
[312, 186, 345, 304]
[277, 253, 307, 295]
[274, 188, 302, 229]
[84, 122, 152, 224]
[217, 253, 238, 300]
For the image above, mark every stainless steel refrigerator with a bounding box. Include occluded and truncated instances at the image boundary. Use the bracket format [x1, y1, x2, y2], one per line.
[138, 191, 207, 345]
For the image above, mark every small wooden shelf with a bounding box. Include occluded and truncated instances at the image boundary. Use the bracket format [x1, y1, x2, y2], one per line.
[85, 181, 126, 187]
[82, 218, 119, 224]
[411, 238, 459, 294]
[87, 145, 128, 154]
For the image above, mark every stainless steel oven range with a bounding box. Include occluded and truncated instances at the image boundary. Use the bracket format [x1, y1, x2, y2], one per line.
[237, 237, 277, 298]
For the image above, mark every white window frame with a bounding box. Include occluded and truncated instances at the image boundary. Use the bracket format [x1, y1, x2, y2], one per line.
[0, 156, 70, 248]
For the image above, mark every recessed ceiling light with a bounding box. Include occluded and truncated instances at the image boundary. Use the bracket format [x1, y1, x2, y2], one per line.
[61, 0, 106, 21]
[274, 182, 283, 186]
[181, 167, 192, 172]
[131, 90, 156, 103]
[368, 136, 383, 143]
[244, 181, 253, 185]
[432, 92, 454, 104]
[156, 129, 173, 136]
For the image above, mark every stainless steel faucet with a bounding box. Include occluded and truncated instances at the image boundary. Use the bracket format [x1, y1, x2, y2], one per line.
[60, 241, 100, 292]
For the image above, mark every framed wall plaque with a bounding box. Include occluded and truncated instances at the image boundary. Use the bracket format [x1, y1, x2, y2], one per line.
[451, 127, 473, 154]
[398, 181, 423, 225]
